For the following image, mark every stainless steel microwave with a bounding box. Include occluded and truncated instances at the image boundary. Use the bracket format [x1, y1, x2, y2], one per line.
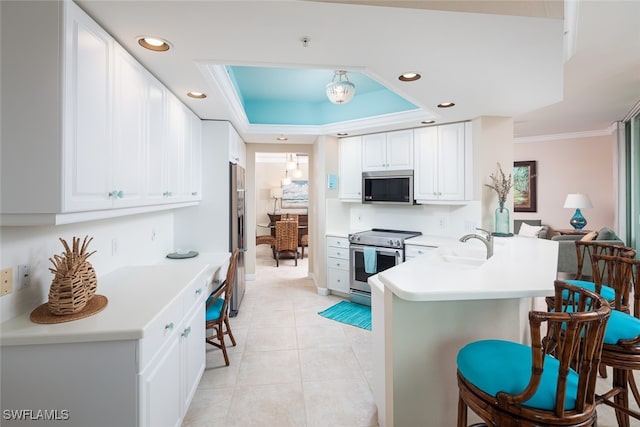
[362, 170, 414, 204]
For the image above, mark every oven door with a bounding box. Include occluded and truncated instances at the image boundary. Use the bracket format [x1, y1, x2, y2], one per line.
[349, 245, 403, 293]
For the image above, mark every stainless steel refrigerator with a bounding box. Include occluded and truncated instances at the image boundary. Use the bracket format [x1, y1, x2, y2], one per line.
[229, 162, 246, 316]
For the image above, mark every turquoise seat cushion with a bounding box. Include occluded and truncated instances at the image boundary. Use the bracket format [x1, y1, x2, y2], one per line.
[565, 279, 615, 301]
[205, 295, 224, 322]
[457, 340, 578, 411]
[604, 310, 640, 345]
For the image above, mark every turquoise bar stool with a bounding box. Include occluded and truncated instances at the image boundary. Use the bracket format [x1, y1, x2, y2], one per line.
[592, 253, 640, 426]
[566, 241, 636, 302]
[457, 280, 610, 427]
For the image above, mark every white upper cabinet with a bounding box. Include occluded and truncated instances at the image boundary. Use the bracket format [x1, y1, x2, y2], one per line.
[414, 122, 472, 202]
[362, 129, 413, 171]
[111, 45, 146, 207]
[229, 127, 246, 167]
[62, 4, 113, 212]
[0, 0, 201, 225]
[338, 136, 363, 201]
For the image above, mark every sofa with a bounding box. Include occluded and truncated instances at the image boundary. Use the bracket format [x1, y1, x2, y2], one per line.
[551, 227, 625, 277]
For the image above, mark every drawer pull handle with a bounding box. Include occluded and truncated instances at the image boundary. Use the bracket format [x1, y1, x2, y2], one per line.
[195, 288, 203, 295]
[182, 326, 192, 338]
[165, 322, 174, 331]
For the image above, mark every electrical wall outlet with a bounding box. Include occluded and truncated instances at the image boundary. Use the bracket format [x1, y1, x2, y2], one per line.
[17, 264, 30, 290]
[1, 268, 13, 295]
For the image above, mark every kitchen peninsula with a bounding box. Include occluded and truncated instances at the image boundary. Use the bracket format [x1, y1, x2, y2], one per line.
[370, 236, 559, 426]
[1, 253, 230, 427]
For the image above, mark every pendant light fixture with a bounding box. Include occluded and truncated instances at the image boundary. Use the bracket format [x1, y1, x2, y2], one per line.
[286, 153, 297, 170]
[293, 157, 303, 178]
[281, 170, 292, 186]
[326, 70, 356, 104]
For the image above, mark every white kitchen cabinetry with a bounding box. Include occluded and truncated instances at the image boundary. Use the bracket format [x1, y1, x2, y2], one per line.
[62, 2, 114, 212]
[229, 126, 246, 167]
[326, 236, 350, 294]
[414, 122, 472, 202]
[404, 244, 437, 260]
[139, 285, 207, 427]
[362, 129, 413, 171]
[338, 136, 363, 201]
[0, 0, 200, 225]
[0, 254, 228, 427]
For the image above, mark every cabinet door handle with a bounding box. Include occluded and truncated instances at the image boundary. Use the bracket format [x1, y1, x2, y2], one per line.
[195, 288, 203, 295]
[108, 190, 124, 199]
[191, 192, 198, 196]
[165, 322, 174, 331]
[182, 326, 192, 338]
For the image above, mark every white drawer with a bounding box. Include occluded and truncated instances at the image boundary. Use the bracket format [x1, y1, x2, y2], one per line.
[327, 268, 350, 294]
[326, 236, 348, 248]
[139, 299, 183, 369]
[327, 257, 349, 271]
[182, 272, 210, 314]
[405, 245, 437, 259]
[327, 246, 349, 260]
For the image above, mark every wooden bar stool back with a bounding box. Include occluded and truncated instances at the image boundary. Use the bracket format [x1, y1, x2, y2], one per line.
[457, 280, 611, 427]
[593, 253, 640, 426]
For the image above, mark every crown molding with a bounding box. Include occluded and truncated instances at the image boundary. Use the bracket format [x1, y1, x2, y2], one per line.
[514, 124, 617, 143]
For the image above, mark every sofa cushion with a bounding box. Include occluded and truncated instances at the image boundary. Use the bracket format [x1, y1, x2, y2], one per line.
[596, 227, 617, 241]
[580, 230, 598, 241]
[519, 222, 545, 237]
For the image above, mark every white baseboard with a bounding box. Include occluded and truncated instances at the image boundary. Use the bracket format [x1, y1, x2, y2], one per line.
[317, 287, 330, 296]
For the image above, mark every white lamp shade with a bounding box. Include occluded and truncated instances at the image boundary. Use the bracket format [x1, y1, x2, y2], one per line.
[270, 187, 283, 199]
[563, 193, 593, 209]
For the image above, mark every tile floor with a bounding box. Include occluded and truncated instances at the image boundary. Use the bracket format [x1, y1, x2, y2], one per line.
[183, 245, 637, 427]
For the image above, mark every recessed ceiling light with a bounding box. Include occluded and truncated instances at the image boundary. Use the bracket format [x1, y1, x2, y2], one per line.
[187, 92, 206, 99]
[437, 102, 455, 108]
[137, 36, 171, 52]
[276, 136, 288, 141]
[399, 72, 421, 82]
[337, 132, 349, 136]
[421, 120, 436, 125]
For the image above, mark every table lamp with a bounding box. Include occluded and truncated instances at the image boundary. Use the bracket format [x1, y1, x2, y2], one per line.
[563, 193, 593, 230]
[270, 187, 283, 214]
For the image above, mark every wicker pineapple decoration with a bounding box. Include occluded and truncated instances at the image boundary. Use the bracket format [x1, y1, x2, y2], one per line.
[48, 236, 97, 315]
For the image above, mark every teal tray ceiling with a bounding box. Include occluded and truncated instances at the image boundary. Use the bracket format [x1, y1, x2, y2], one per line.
[226, 66, 419, 126]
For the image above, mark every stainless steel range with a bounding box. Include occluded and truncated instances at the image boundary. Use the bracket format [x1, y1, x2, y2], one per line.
[348, 229, 422, 305]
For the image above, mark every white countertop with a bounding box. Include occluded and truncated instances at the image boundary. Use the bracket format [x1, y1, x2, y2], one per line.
[404, 234, 458, 247]
[375, 236, 558, 302]
[0, 252, 230, 346]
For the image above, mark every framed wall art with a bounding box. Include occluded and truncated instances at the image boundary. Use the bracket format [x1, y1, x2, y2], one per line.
[513, 161, 537, 212]
[281, 180, 309, 208]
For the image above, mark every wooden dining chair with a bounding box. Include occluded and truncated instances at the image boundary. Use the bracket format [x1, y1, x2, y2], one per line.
[274, 220, 298, 267]
[205, 249, 239, 366]
[300, 234, 309, 258]
[457, 280, 611, 427]
[592, 253, 640, 426]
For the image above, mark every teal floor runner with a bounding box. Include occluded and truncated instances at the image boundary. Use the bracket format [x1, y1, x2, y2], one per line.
[318, 300, 371, 331]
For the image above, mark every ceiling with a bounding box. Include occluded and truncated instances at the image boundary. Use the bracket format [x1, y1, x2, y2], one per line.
[75, 0, 640, 144]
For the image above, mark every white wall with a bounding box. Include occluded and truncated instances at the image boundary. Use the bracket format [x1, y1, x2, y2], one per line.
[0, 212, 174, 322]
[514, 133, 617, 232]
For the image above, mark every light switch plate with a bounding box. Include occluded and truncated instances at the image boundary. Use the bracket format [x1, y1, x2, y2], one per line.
[1, 268, 13, 295]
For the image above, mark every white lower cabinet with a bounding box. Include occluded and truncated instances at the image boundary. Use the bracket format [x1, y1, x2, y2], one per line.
[326, 236, 350, 294]
[140, 300, 206, 427]
[141, 334, 182, 427]
[404, 244, 437, 260]
[0, 268, 214, 427]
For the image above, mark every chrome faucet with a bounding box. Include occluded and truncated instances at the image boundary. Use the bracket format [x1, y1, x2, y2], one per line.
[459, 228, 494, 259]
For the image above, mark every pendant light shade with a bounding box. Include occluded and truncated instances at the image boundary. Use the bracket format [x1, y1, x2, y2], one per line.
[326, 70, 356, 104]
[281, 170, 292, 186]
[286, 154, 297, 170]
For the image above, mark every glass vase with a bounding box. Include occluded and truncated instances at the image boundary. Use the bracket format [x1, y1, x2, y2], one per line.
[495, 201, 510, 235]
